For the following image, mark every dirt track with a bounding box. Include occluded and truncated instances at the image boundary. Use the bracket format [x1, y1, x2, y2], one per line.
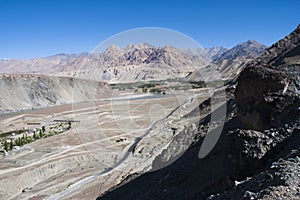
[0, 91, 207, 200]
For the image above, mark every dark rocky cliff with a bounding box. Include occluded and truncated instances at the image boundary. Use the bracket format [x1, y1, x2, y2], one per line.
[235, 25, 300, 131]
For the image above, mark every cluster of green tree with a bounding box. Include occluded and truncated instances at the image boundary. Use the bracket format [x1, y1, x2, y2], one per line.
[109, 82, 136, 90]
[109, 78, 229, 93]
[149, 88, 163, 94]
[2, 126, 47, 151]
[1, 122, 73, 152]
[188, 80, 207, 88]
[109, 80, 163, 91]
[138, 82, 160, 89]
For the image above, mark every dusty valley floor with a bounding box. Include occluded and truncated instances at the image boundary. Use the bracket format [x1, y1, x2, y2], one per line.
[0, 89, 209, 200]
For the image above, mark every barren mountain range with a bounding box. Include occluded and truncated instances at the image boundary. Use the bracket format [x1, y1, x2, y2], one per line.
[0, 40, 267, 114]
[0, 40, 266, 82]
[0, 37, 269, 122]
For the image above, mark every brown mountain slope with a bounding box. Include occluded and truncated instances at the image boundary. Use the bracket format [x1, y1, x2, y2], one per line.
[0, 74, 108, 114]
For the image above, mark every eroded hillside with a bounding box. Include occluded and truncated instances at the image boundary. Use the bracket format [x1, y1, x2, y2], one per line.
[0, 74, 109, 113]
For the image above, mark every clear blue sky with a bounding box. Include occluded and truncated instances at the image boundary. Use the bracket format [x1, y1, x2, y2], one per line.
[1, 0, 300, 59]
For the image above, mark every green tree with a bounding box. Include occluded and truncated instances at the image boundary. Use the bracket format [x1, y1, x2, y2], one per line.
[19, 137, 23, 146]
[4, 140, 8, 152]
[39, 130, 43, 138]
[33, 132, 37, 140]
[22, 135, 25, 144]
[42, 126, 45, 133]
[15, 138, 19, 146]
[28, 136, 32, 143]
[10, 140, 14, 150]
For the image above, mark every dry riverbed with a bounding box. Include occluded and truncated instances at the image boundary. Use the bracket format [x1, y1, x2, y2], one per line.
[0, 89, 209, 200]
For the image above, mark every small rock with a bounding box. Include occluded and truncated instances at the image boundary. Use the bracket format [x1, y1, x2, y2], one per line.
[244, 190, 256, 199]
[264, 173, 273, 181]
[22, 187, 31, 193]
[287, 129, 293, 133]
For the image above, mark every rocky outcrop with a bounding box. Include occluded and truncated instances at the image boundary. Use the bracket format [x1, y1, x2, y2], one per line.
[235, 25, 300, 131]
[214, 24, 300, 200]
[211, 142, 300, 200]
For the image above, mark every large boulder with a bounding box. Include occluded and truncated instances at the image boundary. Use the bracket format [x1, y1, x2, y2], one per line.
[235, 25, 300, 131]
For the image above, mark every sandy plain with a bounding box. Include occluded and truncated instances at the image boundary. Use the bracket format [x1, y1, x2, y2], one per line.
[0, 89, 208, 200]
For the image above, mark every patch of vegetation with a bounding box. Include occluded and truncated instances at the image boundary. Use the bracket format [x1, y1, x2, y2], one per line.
[109, 78, 226, 92]
[188, 80, 207, 88]
[139, 82, 159, 89]
[149, 88, 162, 93]
[109, 82, 136, 90]
[0, 122, 72, 152]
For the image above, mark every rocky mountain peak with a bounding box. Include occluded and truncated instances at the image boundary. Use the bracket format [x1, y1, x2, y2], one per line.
[215, 40, 267, 61]
[242, 40, 267, 50]
[104, 45, 123, 55]
[106, 45, 121, 51]
[245, 39, 261, 45]
[161, 45, 178, 52]
[125, 43, 154, 51]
